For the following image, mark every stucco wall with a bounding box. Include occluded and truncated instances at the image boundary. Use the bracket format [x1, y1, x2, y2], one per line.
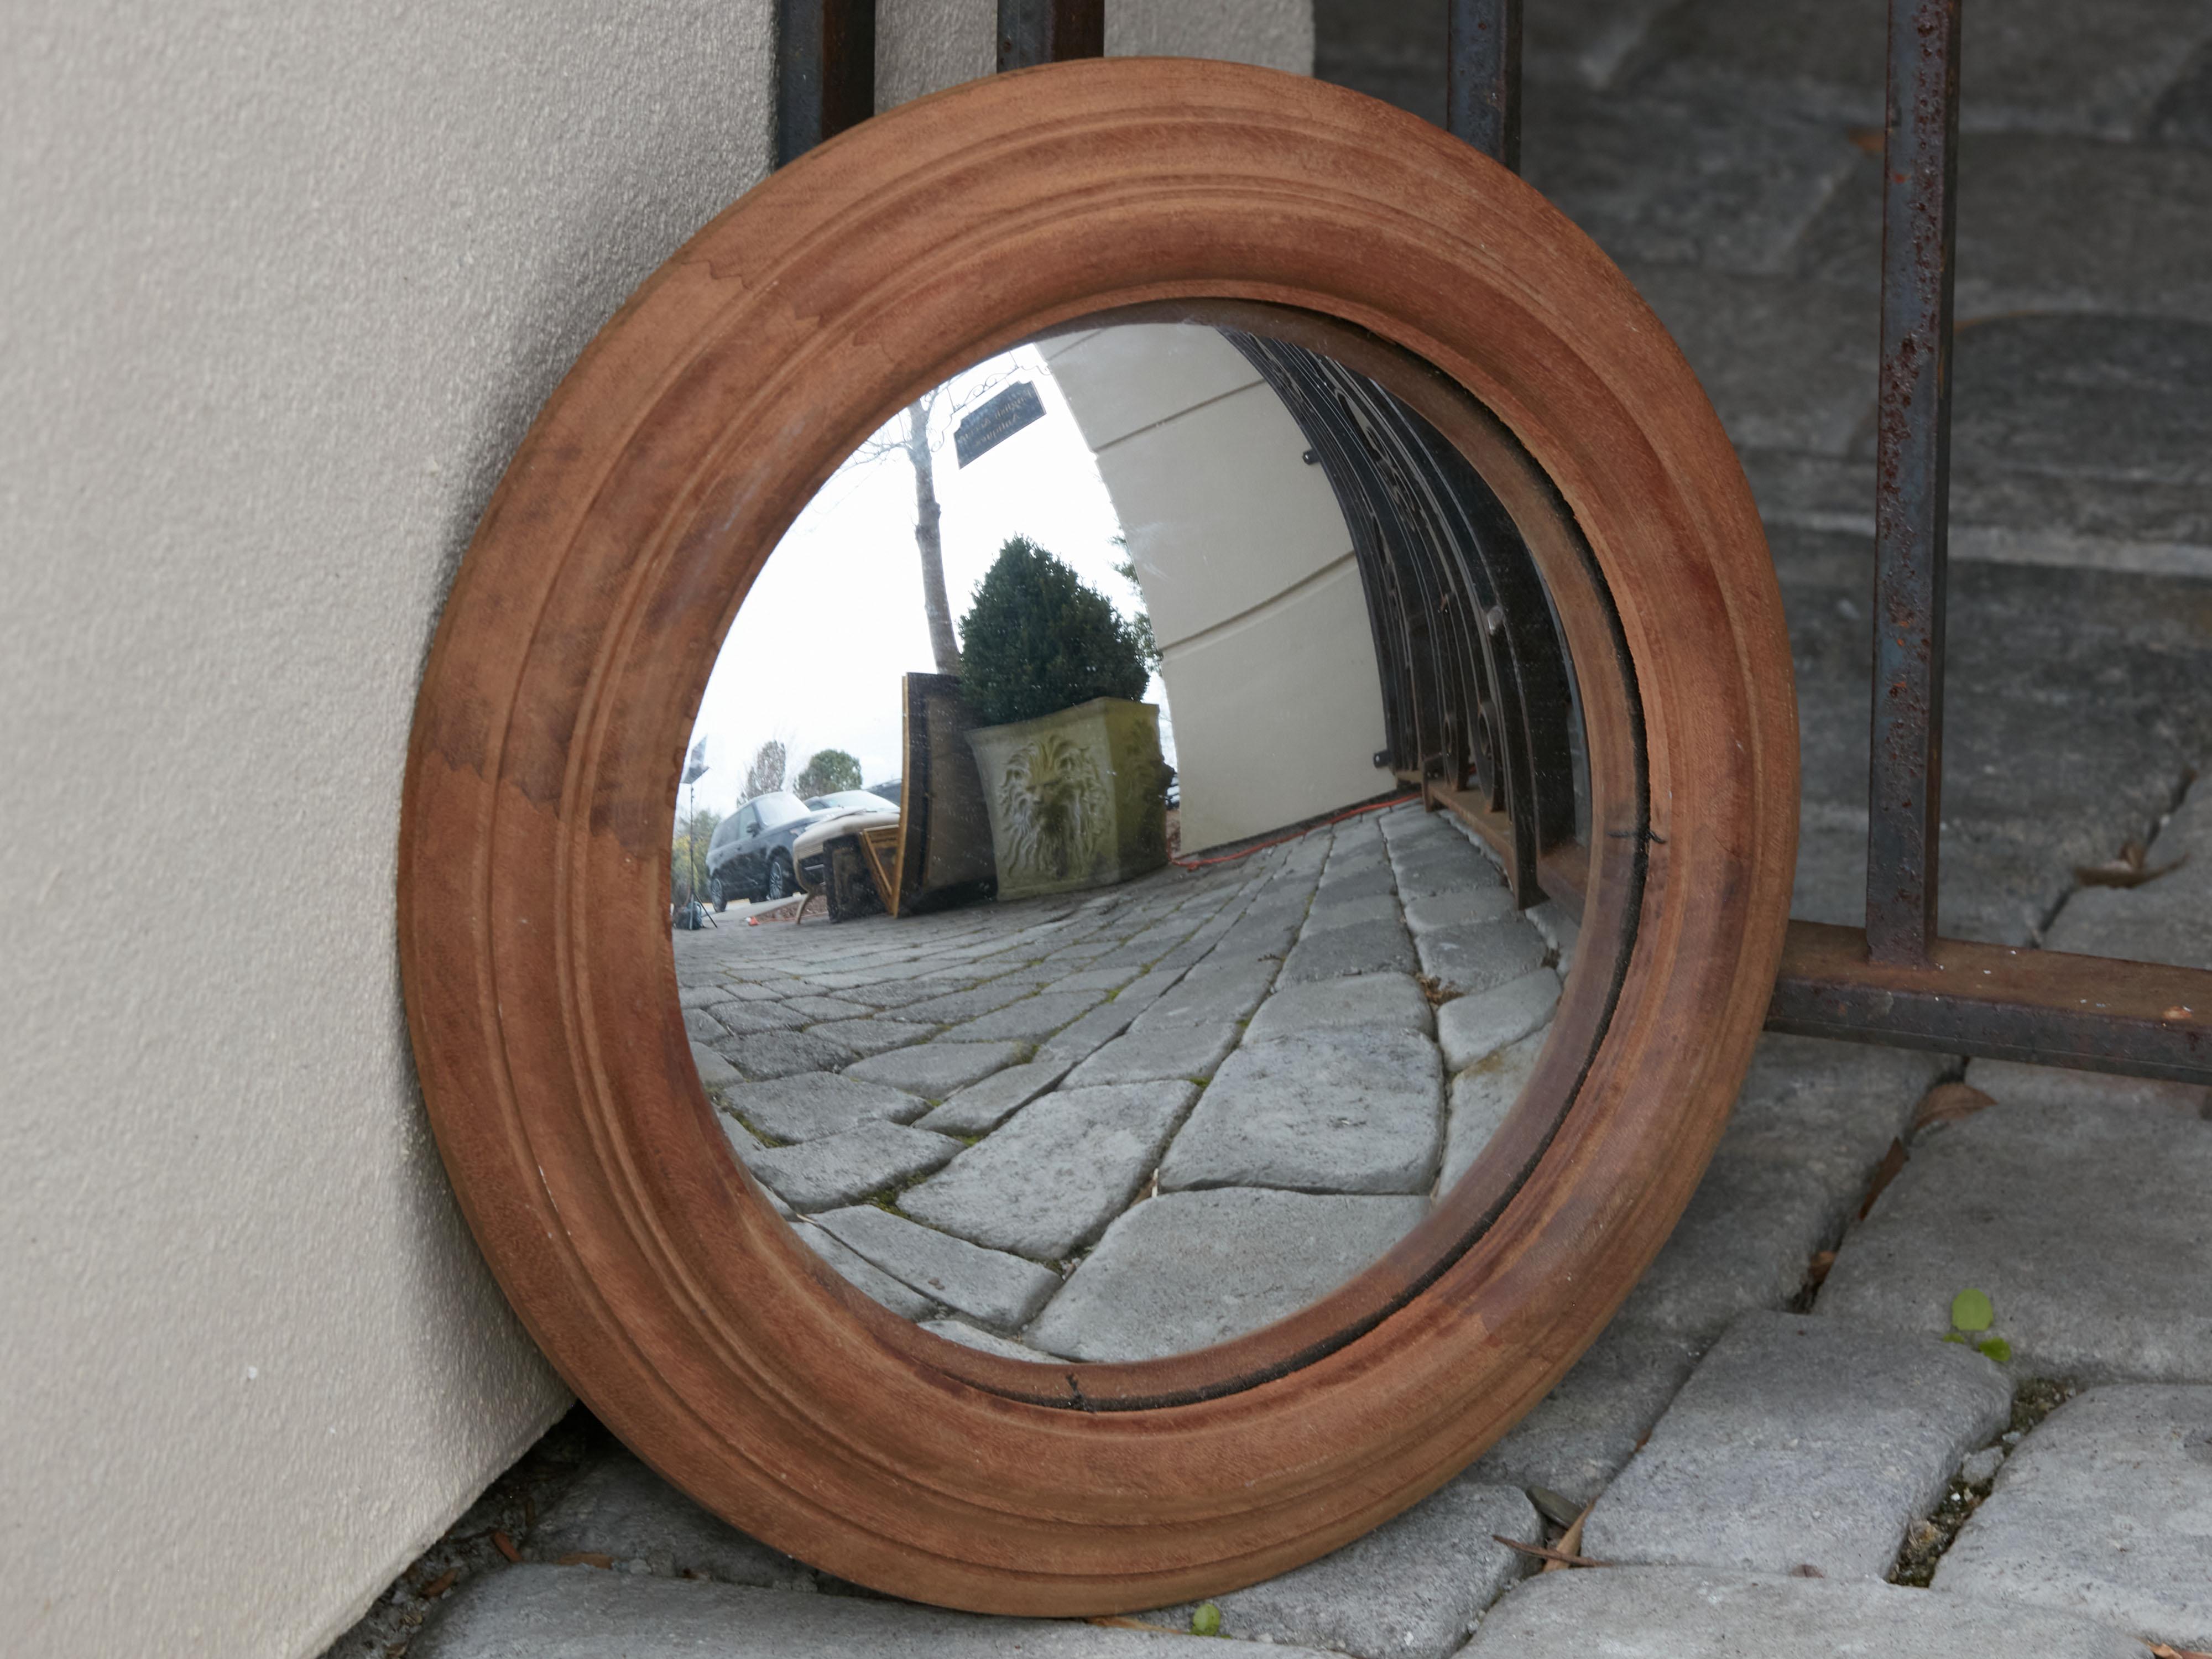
[0, 4, 1310, 1657]
[1043, 325, 1390, 851]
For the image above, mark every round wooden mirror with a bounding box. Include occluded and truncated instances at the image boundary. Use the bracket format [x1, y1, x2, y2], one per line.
[399, 57, 1795, 1615]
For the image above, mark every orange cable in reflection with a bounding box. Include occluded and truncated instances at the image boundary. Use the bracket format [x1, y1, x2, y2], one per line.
[1171, 792, 1422, 870]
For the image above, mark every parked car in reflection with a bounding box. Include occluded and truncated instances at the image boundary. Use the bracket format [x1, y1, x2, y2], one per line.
[706, 790, 830, 906]
[794, 783, 904, 918]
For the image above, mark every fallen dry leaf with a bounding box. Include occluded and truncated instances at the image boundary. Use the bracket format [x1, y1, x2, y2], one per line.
[1806, 1249, 1838, 1288]
[1790, 1563, 1824, 1578]
[2074, 839, 2188, 889]
[491, 1530, 521, 1564]
[2146, 1644, 2212, 1659]
[418, 1570, 456, 1599]
[1496, 1534, 1610, 1569]
[556, 1552, 614, 1571]
[1541, 1497, 1598, 1574]
[1913, 1082, 1996, 1135]
[1846, 125, 1884, 154]
[1859, 1138, 1908, 1219]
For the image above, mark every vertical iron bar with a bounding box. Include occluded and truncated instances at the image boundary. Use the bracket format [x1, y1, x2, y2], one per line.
[774, 0, 878, 167]
[997, 0, 1105, 71]
[1446, 0, 1523, 169]
[1865, 0, 1961, 964]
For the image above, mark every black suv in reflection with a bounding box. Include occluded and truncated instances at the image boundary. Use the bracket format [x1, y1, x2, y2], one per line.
[706, 791, 827, 905]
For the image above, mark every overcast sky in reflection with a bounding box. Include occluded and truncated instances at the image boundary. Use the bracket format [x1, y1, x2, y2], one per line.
[680, 345, 1171, 817]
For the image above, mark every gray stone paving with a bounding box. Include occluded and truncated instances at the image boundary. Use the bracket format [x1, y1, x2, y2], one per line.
[667, 800, 1557, 1359]
[411, 1566, 1337, 1657]
[1583, 1311, 2012, 1580]
[1148, 1479, 1541, 1659]
[338, 8, 2212, 1655]
[1937, 1384, 2212, 1649]
[1819, 1097, 2212, 1383]
[1460, 1567, 2150, 1658]
[1027, 1190, 1433, 1364]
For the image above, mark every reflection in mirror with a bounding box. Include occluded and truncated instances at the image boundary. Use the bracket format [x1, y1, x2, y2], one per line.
[671, 314, 1597, 1367]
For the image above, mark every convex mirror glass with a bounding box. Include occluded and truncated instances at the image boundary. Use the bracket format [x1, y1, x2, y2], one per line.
[670, 312, 1598, 1364]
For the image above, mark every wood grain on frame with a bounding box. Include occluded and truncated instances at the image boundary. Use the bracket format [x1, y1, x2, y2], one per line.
[398, 58, 1796, 1614]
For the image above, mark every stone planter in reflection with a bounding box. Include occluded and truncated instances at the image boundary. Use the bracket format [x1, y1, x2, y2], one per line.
[964, 697, 1170, 900]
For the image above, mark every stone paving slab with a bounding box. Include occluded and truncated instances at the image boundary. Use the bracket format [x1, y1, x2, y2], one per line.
[1159, 1029, 1443, 1196]
[722, 1072, 925, 1142]
[920, 1318, 1063, 1362]
[697, 998, 808, 1037]
[935, 990, 1106, 1044]
[1436, 969, 1559, 1074]
[900, 1083, 1199, 1261]
[1966, 1056, 2211, 1119]
[1819, 1100, 2212, 1383]
[1523, 82, 1863, 274]
[1301, 890, 1402, 933]
[1775, 540, 2212, 945]
[1027, 1190, 1430, 1363]
[1469, 1320, 1707, 1506]
[1793, 132, 2212, 322]
[1415, 920, 1549, 998]
[1386, 842, 1497, 902]
[2156, 42, 2212, 145]
[1031, 999, 1144, 1071]
[916, 1060, 1075, 1136]
[805, 1017, 932, 1057]
[1277, 917, 1418, 985]
[531, 1447, 810, 1589]
[1938, 1384, 2212, 1648]
[1400, 885, 1517, 936]
[1612, 1036, 1943, 1345]
[810, 1205, 1060, 1332]
[1461, 1566, 2148, 1658]
[1623, 262, 1876, 457]
[689, 1042, 742, 1095]
[1148, 1479, 1540, 1659]
[1063, 1022, 1239, 1088]
[2043, 786, 2212, 971]
[1439, 1029, 1547, 1192]
[1629, 0, 2212, 137]
[1242, 972, 1434, 1042]
[795, 1224, 939, 1322]
[713, 1028, 860, 1082]
[1584, 1311, 2011, 1580]
[843, 1040, 1026, 1099]
[739, 1121, 961, 1212]
[413, 1566, 1336, 1658]
[1128, 961, 1277, 1031]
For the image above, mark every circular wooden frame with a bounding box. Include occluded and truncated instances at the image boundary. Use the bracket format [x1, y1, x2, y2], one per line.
[399, 59, 1796, 1613]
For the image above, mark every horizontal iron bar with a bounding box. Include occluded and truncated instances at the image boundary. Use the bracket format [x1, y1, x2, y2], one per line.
[1770, 921, 2212, 1085]
[1422, 781, 1586, 923]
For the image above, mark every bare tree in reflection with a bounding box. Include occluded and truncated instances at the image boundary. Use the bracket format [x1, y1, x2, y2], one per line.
[744, 738, 788, 800]
[848, 368, 1022, 679]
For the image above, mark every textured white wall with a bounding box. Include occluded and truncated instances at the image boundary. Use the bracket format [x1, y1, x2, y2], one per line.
[0, 3, 1310, 1656]
[1044, 325, 1389, 850]
[0, 5, 773, 1656]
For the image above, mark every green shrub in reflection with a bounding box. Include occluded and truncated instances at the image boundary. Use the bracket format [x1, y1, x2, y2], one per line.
[957, 536, 1149, 728]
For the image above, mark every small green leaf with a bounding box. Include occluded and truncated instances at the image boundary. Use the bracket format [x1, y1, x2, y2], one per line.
[1191, 1603, 1223, 1637]
[1950, 1288, 1995, 1332]
[1976, 1337, 2013, 1363]
[1942, 1332, 1967, 1344]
